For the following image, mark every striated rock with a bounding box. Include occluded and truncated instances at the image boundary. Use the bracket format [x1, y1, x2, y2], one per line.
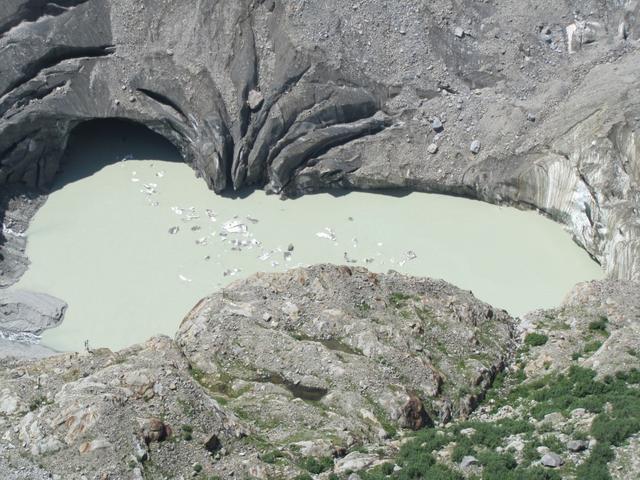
[0, 0, 638, 285]
[0, 289, 66, 335]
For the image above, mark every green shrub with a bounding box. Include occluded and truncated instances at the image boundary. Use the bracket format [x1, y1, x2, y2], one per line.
[583, 340, 603, 354]
[261, 450, 284, 464]
[574, 443, 614, 480]
[588, 316, 609, 334]
[299, 456, 333, 474]
[524, 333, 548, 347]
[389, 292, 414, 308]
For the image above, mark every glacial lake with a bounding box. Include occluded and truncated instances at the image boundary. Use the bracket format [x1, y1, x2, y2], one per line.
[14, 122, 604, 352]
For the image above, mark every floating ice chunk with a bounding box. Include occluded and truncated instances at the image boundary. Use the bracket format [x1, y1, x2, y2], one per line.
[343, 252, 357, 264]
[168, 226, 180, 235]
[191, 225, 202, 231]
[258, 251, 272, 261]
[206, 209, 217, 222]
[246, 216, 259, 224]
[365, 257, 375, 264]
[352, 237, 358, 248]
[131, 178, 140, 183]
[316, 229, 336, 241]
[195, 237, 207, 245]
[222, 220, 248, 234]
[270, 261, 279, 268]
[171, 206, 184, 215]
[377, 242, 383, 247]
[178, 274, 192, 283]
[156, 170, 165, 178]
[140, 184, 156, 195]
[284, 251, 292, 262]
[122, 154, 134, 161]
[183, 214, 200, 222]
[406, 250, 417, 260]
[223, 268, 241, 277]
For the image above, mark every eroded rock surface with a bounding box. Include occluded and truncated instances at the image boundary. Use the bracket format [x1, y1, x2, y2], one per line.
[0, 0, 638, 279]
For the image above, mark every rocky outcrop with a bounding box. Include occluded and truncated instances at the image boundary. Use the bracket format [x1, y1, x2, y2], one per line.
[0, 289, 66, 336]
[0, 0, 639, 279]
[177, 265, 516, 445]
[0, 266, 516, 479]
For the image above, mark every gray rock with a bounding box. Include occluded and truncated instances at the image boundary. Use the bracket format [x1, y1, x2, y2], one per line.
[567, 439, 589, 452]
[431, 117, 443, 131]
[460, 455, 479, 468]
[470, 140, 481, 154]
[247, 89, 264, 111]
[335, 452, 376, 474]
[427, 143, 438, 154]
[454, 27, 465, 38]
[541, 452, 564, 468]
[0, 290, 67, 334]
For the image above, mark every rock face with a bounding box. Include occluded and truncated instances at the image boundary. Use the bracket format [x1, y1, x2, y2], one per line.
[0, 289, 66, 336]
[177, 265, 516, 445]
[0, 266, 516, 479]
[0, 0, 638, 280]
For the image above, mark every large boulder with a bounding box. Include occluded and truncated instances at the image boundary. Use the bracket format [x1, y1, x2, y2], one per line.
[0, 289, 66, 335]
[177, 265, 516, 446]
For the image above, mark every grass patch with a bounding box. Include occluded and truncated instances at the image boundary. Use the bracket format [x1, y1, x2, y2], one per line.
[524, 333, 548, 347]
[389, 293, 415, 309]
[298, 456, 333, 474]
[588, 316, 609, 335]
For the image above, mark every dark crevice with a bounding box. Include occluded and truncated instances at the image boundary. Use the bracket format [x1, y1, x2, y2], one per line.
[254, 372, 328, 401]
[136, 88, 188, 121]
[0, 136, 28, 165]
[2, 45, 115, 98]
[230, 64, 311, 188]
[0, 0, 91, 39]
[278, 116, 390, 192]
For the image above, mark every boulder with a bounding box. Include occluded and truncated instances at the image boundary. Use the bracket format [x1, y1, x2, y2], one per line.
[0, 289, 67, 334]
[541, 452, 564, 468]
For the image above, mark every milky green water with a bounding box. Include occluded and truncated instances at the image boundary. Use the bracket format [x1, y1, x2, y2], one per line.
[15, 123, 604, 352]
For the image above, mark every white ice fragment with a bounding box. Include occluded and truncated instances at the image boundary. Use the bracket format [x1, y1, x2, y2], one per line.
[156, 171, 165, 178]
[131, 178, 140, 183]
[223, 268, 241, 277]
[195, 237, 207, 245]
[222, 220, 248, 234]
[178, 274, 192, 283]
[284, 251, 292, 262]
[171, 206, 184, 215]
[258, 251, 272, 261]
